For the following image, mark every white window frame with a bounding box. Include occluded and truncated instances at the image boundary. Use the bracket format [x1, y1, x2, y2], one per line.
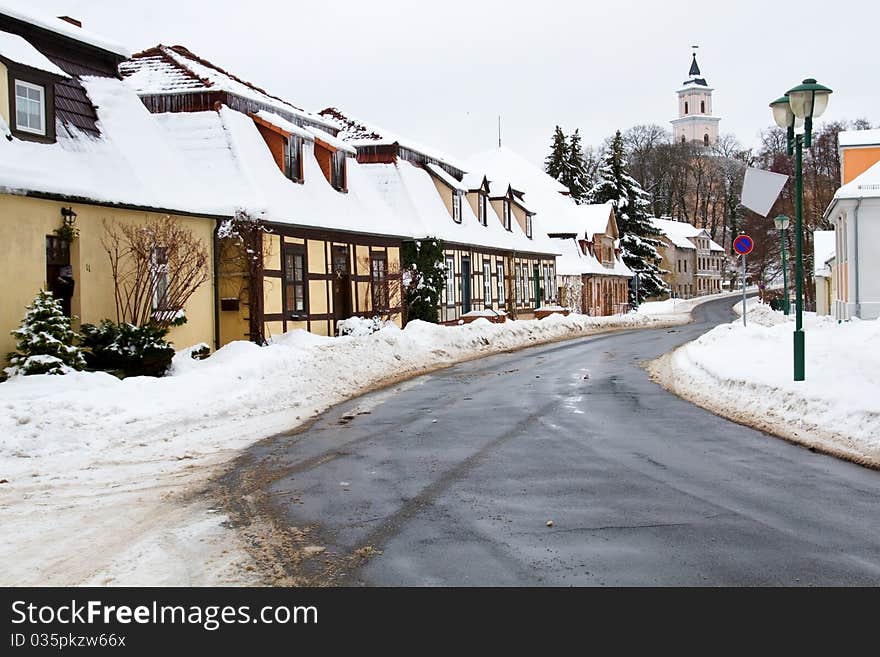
[496, 262, 505, 306]
[515, 264, 522, 304]
[478, 195, 487, 226]
[503, 201, 512, 231]
[483, 261, 492, 306]
[151, 246, 170, 311]
[14, 79, 46, 136]
[526, 213, 533, 238]
[445, 256, 455, 307]
[452, 192, 462, 223]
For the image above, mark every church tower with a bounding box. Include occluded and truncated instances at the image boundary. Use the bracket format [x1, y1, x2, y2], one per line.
[671, 50, 721, 146]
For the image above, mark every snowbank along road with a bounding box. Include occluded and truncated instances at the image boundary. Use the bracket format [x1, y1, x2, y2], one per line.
[219, 296, 880, 586]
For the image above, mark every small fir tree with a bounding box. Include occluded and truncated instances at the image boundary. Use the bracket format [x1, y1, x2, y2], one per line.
[6, 289, 85, 376]
[401, 238, 447, 324]
[587, 131, 668, 304]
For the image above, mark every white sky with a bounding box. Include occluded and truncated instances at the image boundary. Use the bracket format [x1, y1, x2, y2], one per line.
[9, 0, 880, 165]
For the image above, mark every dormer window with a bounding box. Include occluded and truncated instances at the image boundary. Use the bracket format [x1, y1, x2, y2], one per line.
[452, 192, 462, 223]
[503, 200, 511, 231]
[284, 135, 303, 182]
[525, 213, 533, 238]
[478, 194, 487, 226]
[14, 80, 46, 136]
[331, 151, 346, 191]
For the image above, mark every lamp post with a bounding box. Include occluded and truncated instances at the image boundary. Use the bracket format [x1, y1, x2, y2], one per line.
[773, 214, 791, 315]
[769, 79, 832, 381]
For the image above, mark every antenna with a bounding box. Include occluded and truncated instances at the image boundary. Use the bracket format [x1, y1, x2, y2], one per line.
[498, 115, 502, 148]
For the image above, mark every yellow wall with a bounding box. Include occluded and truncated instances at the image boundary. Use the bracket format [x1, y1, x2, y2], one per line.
[0, 194, 216, 364]
[0, 62, 9, 127]
[430, 176, 454, 217]
[842, 147, 880, 185]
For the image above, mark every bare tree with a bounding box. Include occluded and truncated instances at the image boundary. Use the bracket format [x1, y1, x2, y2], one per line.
[217, 211, 270, 344]
[103, 215, 209, 328]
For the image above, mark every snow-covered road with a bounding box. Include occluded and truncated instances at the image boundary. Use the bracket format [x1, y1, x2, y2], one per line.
[1, 306, 692, 585]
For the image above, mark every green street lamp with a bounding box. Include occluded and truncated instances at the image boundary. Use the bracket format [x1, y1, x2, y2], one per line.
[773, 214, 790, 315]
[769, 79, 832, 381]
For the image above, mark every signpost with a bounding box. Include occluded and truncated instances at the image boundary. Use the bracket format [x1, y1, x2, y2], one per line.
[733, 234, 754, 326]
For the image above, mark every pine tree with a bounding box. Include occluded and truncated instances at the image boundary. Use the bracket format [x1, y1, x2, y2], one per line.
[544, 126, 569, 182]
[587, 131, 668, 304]
[565, 129, 591, 203]
[401, 238, 447, 324]
[6, 290, 85, 376]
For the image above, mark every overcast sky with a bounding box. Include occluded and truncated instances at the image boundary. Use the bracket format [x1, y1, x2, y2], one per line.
[11, 0, 880, 165]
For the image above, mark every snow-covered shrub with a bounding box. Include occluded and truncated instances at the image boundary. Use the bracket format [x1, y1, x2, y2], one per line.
[80, 320, 176, 378]
[5, 290, 85, 377]
[401, 238, 446, 324]
[337, 316, 391, 337]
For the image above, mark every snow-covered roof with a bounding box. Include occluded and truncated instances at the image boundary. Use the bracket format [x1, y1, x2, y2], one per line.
[0, 29, 69, 77]
[0, 76, 227, 215]
[651, 217, 724, 252]
[467, 147, 611, 238]
[360, 159, 557, 255]
[553, 236, 632, 277]
[319, 106, 469, 174]
[157, 107, 414, 237]
[0, 4, 130, 58]
[813, 230, 835, 277]
[305, 126, 357, 155]
[834, 159, 880, 200]
[252, 110, 313, 141]
[838, 129, 880, 148]
[120, 45, 336, 131]
[426, 162, 467, 192]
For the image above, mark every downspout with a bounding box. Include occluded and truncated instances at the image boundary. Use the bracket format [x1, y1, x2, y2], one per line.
[853, 199, 861, 318]
[212, 220, 221, 351]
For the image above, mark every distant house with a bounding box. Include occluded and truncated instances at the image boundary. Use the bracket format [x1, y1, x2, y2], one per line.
[823, 158, 880, 320]
[466, 147, 632, 315]
[650, 218, 725, 299]
[812, 230, 835, 316]
[0, 9, 219, 361]
[121, 46, 409, 339]
[320, 110, 559, 322]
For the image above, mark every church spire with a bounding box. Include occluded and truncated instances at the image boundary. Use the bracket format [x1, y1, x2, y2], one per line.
[689, 52, 701, 77]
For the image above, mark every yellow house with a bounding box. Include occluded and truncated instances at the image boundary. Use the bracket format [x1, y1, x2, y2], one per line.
[0, 10, 219, 363]
[121, 47, 407, 341]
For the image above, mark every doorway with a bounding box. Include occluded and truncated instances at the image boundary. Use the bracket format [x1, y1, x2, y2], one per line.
[46, 235, 72, 316]
[461, 256, 471, 315]
[533, 264, 541, 307]
[331, 245, 351, 325]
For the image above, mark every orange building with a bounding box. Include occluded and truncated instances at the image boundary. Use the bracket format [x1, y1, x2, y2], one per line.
[839, 129, 880, 184]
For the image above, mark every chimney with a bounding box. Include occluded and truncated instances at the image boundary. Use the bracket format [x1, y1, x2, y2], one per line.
[58, 16, 82, 28]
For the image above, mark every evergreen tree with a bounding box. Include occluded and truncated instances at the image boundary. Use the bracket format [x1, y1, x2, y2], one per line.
[6, 290, 85, 376]
[401, 238, 447, 324]
[544, 126, 568, 182]
[565, 129, 591, 203]
[587, 131, 668, 304]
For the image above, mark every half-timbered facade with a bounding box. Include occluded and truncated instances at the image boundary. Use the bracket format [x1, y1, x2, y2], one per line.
[121, 46, 406, 340]
[0, 10, 220, 361]
[319, 108, 559, 322]
[467, 147, 633, 316]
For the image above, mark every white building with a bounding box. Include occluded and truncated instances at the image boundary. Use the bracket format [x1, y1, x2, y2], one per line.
[823, 159, 880, 320]
[813, 230, 835, 316]
[670, 52, 721, 146]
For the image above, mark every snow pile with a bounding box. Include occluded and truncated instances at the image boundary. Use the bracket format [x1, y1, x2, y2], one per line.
[0, 309, 687, 584]
[653, 298, 880, 467]
[335, 316, 391, 337]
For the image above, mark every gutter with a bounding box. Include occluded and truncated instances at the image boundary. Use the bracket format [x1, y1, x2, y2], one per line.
[853, 199, 861, 318]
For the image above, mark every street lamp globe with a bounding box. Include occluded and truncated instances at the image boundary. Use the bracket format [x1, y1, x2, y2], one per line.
[774, 215, 790, 230]
[770, 96, 795, 129]
[786, 78, 833, 120]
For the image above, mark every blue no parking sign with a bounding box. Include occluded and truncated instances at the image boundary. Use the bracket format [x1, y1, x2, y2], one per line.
[734, 234, 754, 256]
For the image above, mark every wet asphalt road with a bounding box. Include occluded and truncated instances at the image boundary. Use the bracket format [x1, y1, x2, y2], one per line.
[228, 296, 880, 586]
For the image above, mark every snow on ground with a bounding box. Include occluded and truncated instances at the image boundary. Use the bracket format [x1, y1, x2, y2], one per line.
[637, 288, 758, 319]
[651, 297, 880, 468]
[0, 309, 689, 586]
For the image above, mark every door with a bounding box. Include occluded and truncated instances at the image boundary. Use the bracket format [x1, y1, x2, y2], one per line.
[461, 256, 471, 315]
[46, 235, 72, 316]
[331, 245, 351, 324]
[533, 265, 541, 307]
